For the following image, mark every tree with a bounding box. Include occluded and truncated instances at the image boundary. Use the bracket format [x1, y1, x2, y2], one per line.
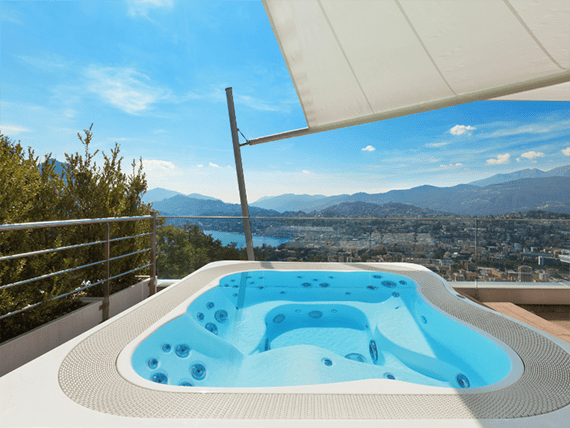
[157, 224, 245, 279]
[0, 126, 151, 342]
[59, 125, 152, 297]
[0, 135, 74, 341]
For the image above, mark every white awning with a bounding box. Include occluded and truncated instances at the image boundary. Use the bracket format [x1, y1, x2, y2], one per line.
[249, 0, 570, 145]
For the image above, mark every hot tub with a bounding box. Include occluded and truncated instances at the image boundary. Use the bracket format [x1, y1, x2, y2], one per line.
[122, 269, 517, 390]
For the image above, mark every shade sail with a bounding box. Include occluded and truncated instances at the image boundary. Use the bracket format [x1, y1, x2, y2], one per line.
[250, 0, 570, 145]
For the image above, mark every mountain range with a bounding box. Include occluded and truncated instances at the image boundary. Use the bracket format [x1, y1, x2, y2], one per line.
[147, 165, 570, 217]
[142, 187, 221, 204]
[151, 194, 280, 218]
[468, 164, 570, 187]
[316, 202, 461, 218]
[251, 166, 570, 212]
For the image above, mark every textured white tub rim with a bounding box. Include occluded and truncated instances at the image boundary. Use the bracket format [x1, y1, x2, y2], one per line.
[56, 261, 570, 421]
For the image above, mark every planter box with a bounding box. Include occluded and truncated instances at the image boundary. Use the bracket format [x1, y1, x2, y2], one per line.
[0, 278, 150, 377]
[109, 277, 152, 318]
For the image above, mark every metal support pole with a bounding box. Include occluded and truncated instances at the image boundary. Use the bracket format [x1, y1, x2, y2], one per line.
[103, 223, 110, 321]
[226, 87, 254, 261]
[149, 211, 157, 296]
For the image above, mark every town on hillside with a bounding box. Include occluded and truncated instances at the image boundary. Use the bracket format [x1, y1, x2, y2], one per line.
[182, 214, 570, 284]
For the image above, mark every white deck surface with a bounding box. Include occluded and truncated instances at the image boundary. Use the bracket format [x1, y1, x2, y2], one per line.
[1, 261, 570, 427]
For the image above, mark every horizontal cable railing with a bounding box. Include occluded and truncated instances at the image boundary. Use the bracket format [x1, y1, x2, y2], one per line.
[0, 214, 157, 321]
[0, 258, 108, 291]
[0, 232, 152, 263]
[0, 215, 153, 231]
[160, 215, 570, 222]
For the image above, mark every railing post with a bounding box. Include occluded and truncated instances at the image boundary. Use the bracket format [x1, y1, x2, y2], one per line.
[368, 219, 372, 255]
[149, 211, 157, 296]
[474, 218, 479, 300]
[102, 222, 110, 321]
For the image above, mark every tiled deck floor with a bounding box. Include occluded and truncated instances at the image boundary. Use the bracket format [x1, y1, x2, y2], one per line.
[484, 302, 570, 344]
[454, 289, 570, 344]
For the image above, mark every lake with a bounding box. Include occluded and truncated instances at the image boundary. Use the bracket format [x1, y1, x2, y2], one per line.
[203, 230, 291, 249]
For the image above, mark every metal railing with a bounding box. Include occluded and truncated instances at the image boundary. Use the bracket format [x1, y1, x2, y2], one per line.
[2, 213, 568, 324]
[0, 213, 157, 321]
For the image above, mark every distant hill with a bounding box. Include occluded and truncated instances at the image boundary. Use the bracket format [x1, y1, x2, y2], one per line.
[245, 177, 570, 216]
[143, 188, 220, 204]
[148, 164, 570, 217]
[143, 188, 185, 204]
[371, 177, 570, 215]
[187, 193, 220, 201]
[252, 165, 570, 214]
[442, 177, 570, 215]
[152, 194, 279, 217]
[251, 193, 329, 212]
[152, 177, 570, 218]
[344, 184, 478, 211]
[52, 159, 65, 175]
[39, 159, 66, 176]
[469, 165, 570, 187]
[316, 202, 459, 218]
[253, 184, 478, 213]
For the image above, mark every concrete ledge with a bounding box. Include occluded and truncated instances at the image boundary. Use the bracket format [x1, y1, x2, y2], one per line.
[0, 300, 101, 377]
[0, 278, 151, 377]
[452, 283, 570, 305]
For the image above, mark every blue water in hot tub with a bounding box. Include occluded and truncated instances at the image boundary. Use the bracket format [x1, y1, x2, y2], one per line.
[131, 270, 512, 388]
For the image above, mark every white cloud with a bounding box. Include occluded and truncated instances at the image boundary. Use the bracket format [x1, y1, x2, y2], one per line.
[440, 163, 463, 169]
[489, 124, 553, 138]
[302, 170, 311, 174]
[197, 164, 204, 168]
[19, 52, 71, 73]
[486, 153, 511, 165]
[237, 94, 289, 112]
[143, 159, 175, 171]
[361, 145, 376, 152]
[85, 65, 168, 114]
[425, 141, 451, 148]
[63, 109, 77, 118]
[562, 147, 570, 156]
[209, 162, 219, 168]
[520, 151, 545, 161]
[1, 124, 31, 135]
[450, 125, 476, 136]
[53, 127, 77, 135]
[127, 0, 173, 18]
[0, 8, 23, 25]
[172, 87, 296, 113]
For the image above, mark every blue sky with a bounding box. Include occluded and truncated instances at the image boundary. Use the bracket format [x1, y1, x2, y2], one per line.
[2, 0, 569, 204]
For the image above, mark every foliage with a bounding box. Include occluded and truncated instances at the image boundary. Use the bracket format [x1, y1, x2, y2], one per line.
[157, 224, 245, 279]
[0, 127, 152, 342]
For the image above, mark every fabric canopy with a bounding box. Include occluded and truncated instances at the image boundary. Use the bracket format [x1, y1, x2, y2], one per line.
[249, 0, 570, 145]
